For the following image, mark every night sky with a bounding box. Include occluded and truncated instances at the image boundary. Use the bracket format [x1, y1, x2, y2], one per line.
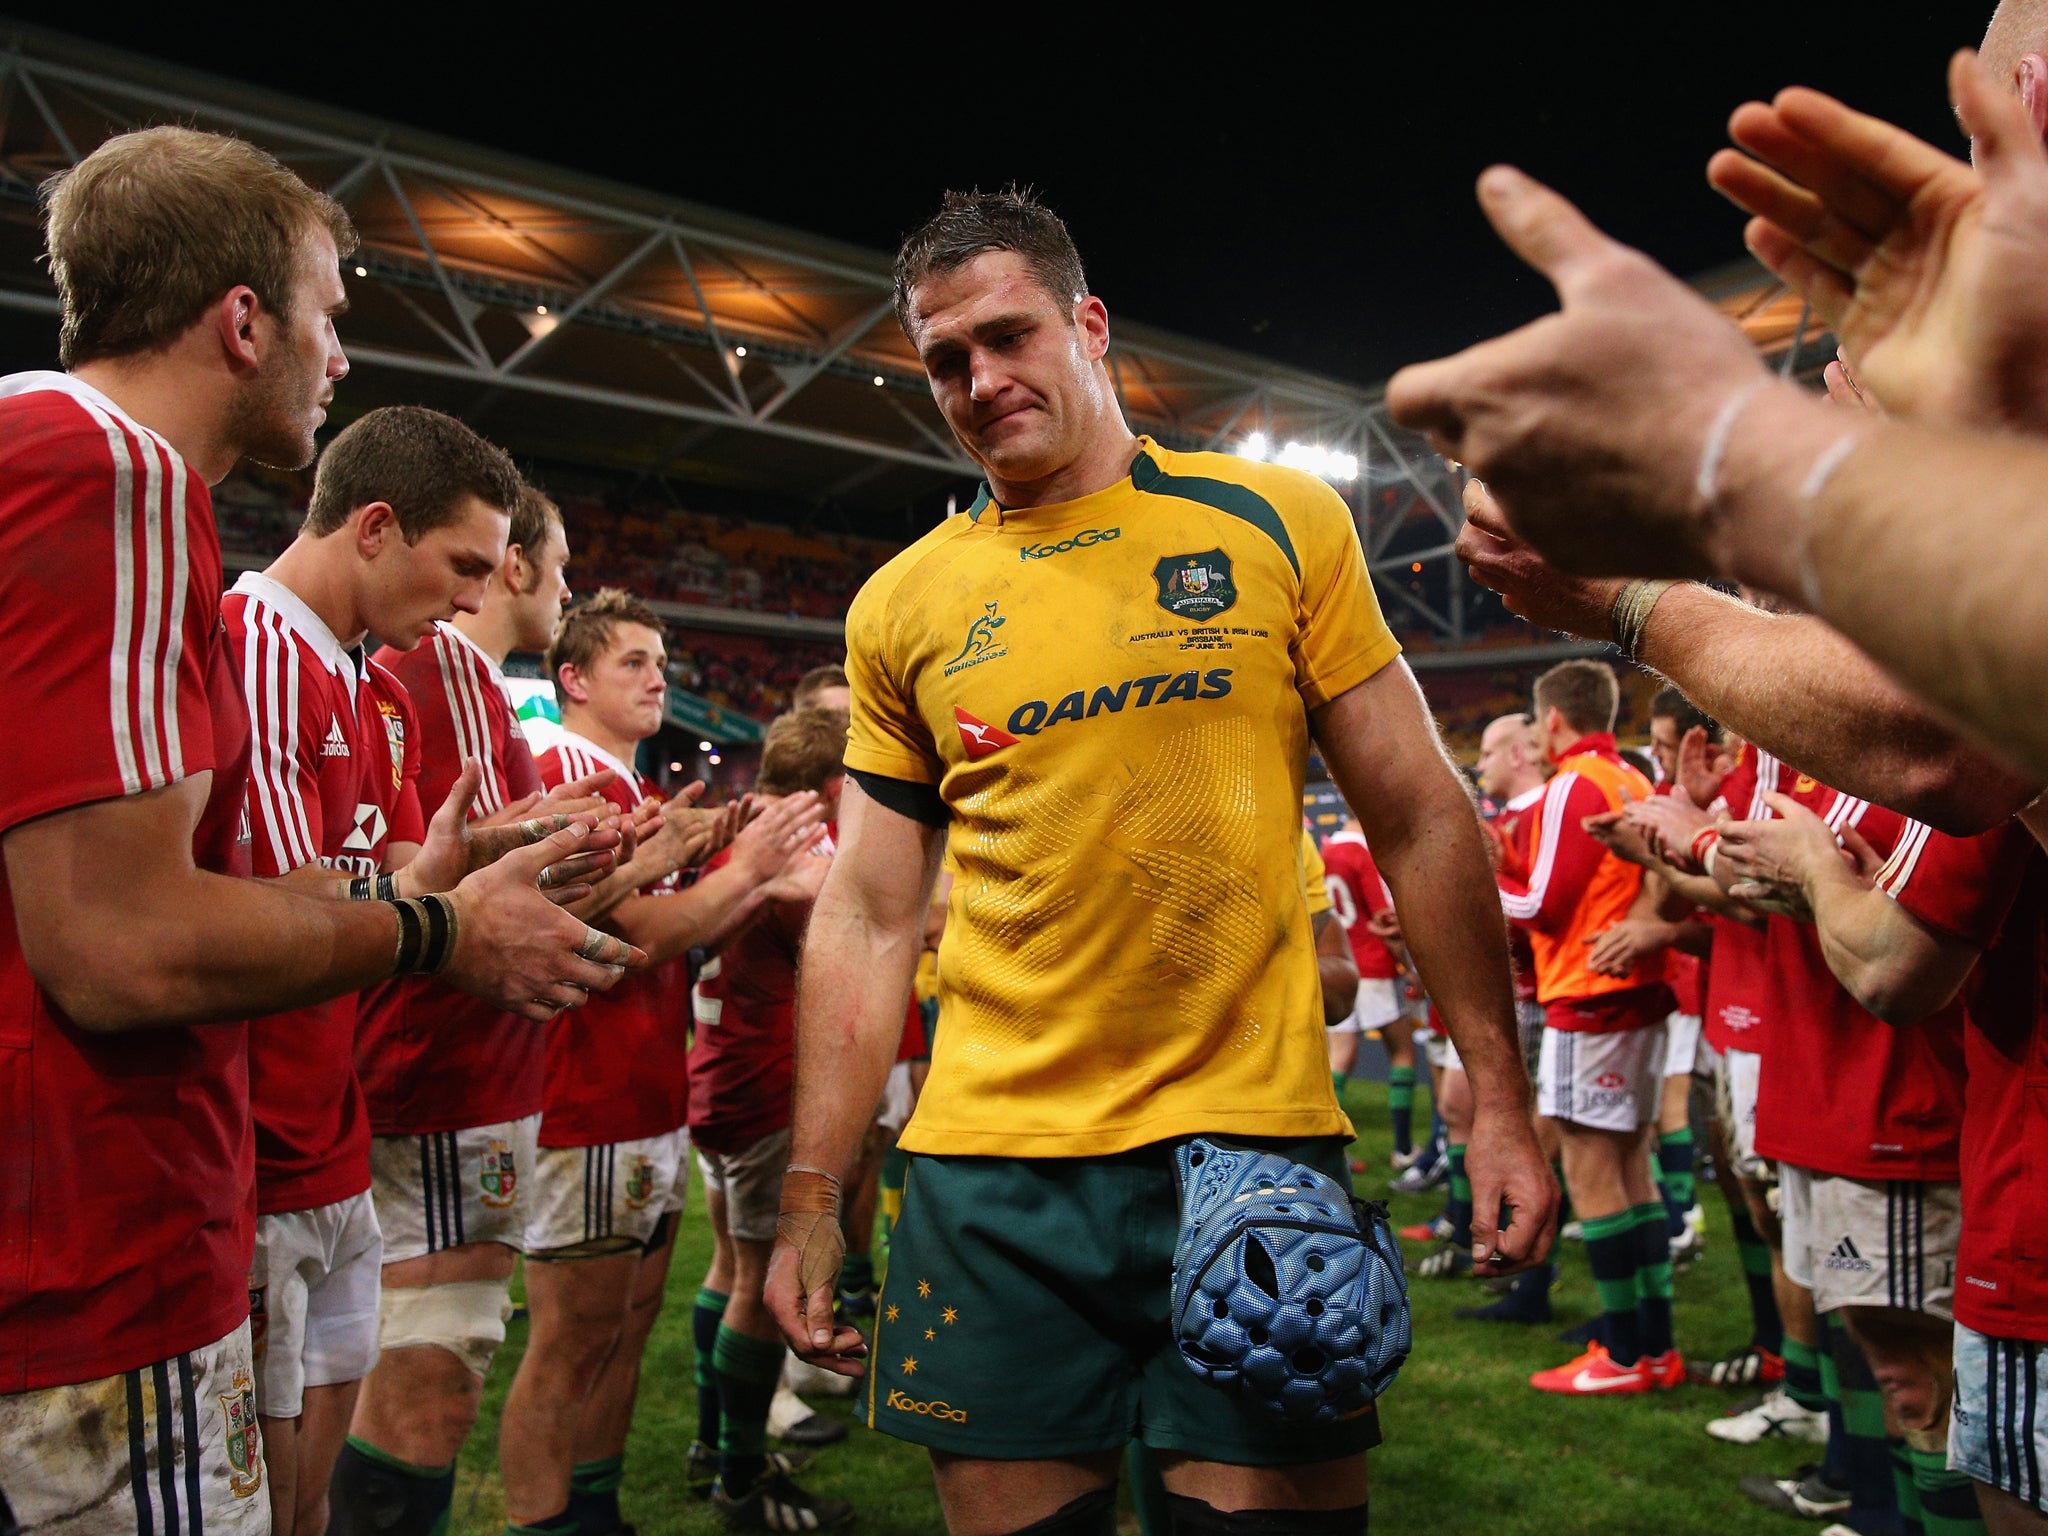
[11, 7, 1982, 386]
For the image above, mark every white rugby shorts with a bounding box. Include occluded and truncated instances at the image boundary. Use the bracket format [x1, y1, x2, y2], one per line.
[1705, 1043, 1771, 1182]
[697, 1126, 793, 1246]
[249, 1188, 383, 1420]
[1332, 976, 1402, 1036]
[524, 1128, 690, 1259]
[1662, 1011, 1703, 1078]
[1951, 1322, 2048, 1508]
[370, 1114, 541, 1264]
[1536, 1021, 1665, 1132]
[1778, 1163, 1958, 1318]
[0, 1319, 268, 1536]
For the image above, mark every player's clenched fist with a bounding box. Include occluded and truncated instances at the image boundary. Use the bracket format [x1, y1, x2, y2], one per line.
[439, 821, 647, 1021]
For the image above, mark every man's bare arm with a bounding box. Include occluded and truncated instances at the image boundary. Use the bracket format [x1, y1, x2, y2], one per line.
[602, 794, 824, 963]
[1456, 489, 2038, 832]
[1313, 660, 1557, 1271]
[6, 775, 640, 1031]
[767, 779, 944, 1365]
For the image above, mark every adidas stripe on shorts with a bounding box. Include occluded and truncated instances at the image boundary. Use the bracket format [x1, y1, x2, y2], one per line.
[1951, 1324, 2048, 1510]
[0, 1319, 268, 1536]
[370, 1114, 541, 1263]
[523, 1128, 690, 1259]
[1778, 1162, 1959, 1318]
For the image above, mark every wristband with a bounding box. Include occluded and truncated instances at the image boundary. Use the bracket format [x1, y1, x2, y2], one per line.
[1688, 826, 1719, 869]
[1610, 579, 1675, 662]
[1793, 430, 1868, 612]
[389, 895, 458, 976]
[347, 873, 399, 902]
[1694, 378, 1770, 506]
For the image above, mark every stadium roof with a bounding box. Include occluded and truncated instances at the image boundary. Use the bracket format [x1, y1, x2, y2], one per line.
[0, 21, 1832, 652]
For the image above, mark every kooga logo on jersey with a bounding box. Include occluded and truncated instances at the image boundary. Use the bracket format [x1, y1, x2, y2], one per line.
[1006, 668, 1232, 737]
[1018, 526, 1119, 561]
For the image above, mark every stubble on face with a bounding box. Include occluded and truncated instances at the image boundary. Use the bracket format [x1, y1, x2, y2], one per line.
[240, 232, 344, 471]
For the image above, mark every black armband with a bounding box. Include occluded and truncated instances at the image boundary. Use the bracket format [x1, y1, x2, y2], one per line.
[347, 873, 399, 902]
[388, 895, 458, 975]
[848, 768, 949, 827]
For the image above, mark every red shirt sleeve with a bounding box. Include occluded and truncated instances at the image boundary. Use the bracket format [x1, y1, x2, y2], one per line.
[0, 396, 221, 833]
[1884, 818, 2034, 948]
[224, 597, 324, 878]
[1499, 773, 1611, 935]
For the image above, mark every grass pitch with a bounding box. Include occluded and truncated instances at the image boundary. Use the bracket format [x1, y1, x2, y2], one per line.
[453, 1081, 1802, 1534]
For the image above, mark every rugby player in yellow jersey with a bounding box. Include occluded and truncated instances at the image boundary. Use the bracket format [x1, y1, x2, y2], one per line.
[764, 190, 1556, 1536]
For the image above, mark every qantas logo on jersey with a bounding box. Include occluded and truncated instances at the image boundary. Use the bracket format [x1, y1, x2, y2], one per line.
[954, 708, 1020, 761]
[321, 717, 351, 758]
[1003, 668, 1232, 738]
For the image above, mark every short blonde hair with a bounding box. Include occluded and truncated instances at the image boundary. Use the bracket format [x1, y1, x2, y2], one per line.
[545, 588, 663, 704]
[43, 125, 357, 367]
[756, 708, 848, 796]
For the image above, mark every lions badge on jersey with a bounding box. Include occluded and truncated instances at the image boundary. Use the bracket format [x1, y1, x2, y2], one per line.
[1155, 550, 1236, 622]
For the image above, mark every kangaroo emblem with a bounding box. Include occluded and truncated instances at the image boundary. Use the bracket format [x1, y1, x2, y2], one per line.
[946, 603, 1007, 667]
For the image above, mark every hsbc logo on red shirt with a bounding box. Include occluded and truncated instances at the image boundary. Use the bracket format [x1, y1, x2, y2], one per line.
[954, 708, 1018, 762]
[1593, 1070, 1626, 1089]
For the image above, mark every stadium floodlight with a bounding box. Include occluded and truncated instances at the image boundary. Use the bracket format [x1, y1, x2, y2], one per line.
[535, 305, 548, 316]
[1235, 434, 1357, 485]
[669, 761, 683, 772]
[698, 740, 714, 752]
[873, 374, 886, 386]
[734, 345, 747, 358]
[708, 752, 722, 765]
[352, 265, 367, 277]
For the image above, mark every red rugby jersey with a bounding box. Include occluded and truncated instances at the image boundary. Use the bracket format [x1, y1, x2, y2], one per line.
[1703, 746, 1774, 1054]
[0, 374, 254, 1391]
[687, 826, 835, 1153]
[1492, 786, 1544, 1004]
[356, 623, 547, 1134]
[1318, 830, 1400, 981]
[1883, 817, 2046, 1339]
[1651, 782, 1705, 1016]
[535, 731, 691, 1146]
[1750, 768, 1965, 1181]
[227, 572, 418, 1214]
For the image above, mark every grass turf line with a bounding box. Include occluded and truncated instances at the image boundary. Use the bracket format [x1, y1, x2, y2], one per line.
[453, 1079, 1806, 1535]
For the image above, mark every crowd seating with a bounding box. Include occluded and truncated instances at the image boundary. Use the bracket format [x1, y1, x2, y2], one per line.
[666, 628, 846, 721]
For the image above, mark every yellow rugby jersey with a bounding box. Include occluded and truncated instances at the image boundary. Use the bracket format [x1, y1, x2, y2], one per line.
[845, 437, 1401, 1156]
[1301, 829, 1332, 918]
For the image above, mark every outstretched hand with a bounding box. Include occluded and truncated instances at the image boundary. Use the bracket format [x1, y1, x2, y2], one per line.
[400, 760, 618, 898]
[1455, 480, 1627, 639]
[1710, 51, 2048, 432]
[1389, 165, 1781, 578]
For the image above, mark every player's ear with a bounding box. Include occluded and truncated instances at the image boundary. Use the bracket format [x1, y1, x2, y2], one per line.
[353, 501, 398, 556]
[1074, 294, 1111, 362]
[213, 284, 262, 371]
[2022, 53, 2048, 142]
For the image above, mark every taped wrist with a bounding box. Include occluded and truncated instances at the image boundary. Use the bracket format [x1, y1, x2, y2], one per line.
[777, 1168, 844, 1299]
[388, 895, 457, 976]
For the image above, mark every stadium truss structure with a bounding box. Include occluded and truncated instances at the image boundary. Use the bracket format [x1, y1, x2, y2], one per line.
[0, 24, 1832, 659]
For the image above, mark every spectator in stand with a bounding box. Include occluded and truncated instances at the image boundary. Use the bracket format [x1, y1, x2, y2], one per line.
[792, 664, 850, 713]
